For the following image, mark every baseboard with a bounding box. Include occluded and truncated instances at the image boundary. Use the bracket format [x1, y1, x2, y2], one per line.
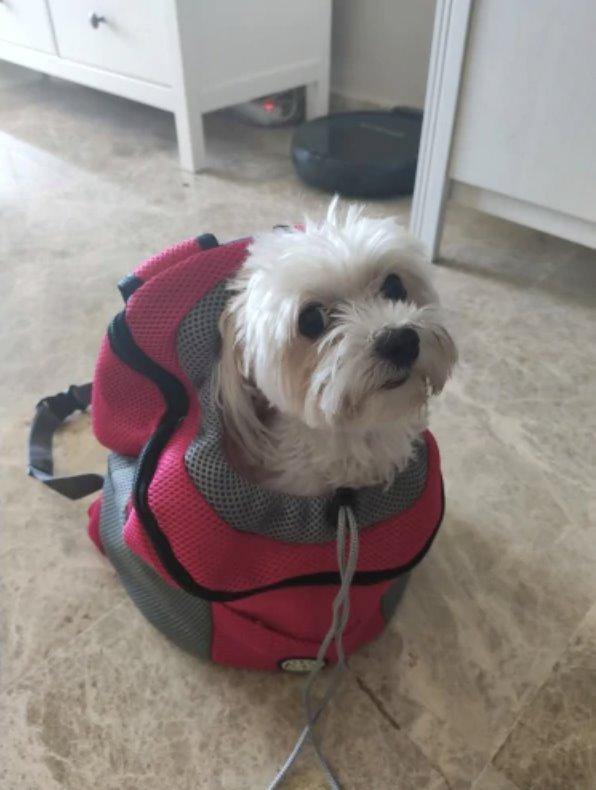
[330, 90, 392, 112]
[452, 182, 596, 251]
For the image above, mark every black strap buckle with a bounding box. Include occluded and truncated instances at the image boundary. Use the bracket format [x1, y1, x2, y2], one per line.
[37, 384, 91, 421]
[118, 274, 143, 303]
[29, 382, 102, 500]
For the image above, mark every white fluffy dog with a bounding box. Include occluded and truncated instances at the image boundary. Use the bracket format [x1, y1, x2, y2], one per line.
[217, 200, 457, 496]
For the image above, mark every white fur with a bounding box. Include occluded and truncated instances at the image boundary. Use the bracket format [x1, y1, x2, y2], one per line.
[216, 199, 457, 496]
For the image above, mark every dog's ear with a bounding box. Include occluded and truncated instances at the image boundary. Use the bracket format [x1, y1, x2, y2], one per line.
[215, 308, 275, 464]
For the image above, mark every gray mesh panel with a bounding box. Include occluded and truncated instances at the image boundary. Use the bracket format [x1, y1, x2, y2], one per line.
[100, 453, 212, 658]
[380, 574, 410, 623]
[177, 282, 429, 543]
[177, 280, 227, 388]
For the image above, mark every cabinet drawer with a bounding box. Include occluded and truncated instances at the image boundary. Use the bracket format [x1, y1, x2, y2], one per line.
[48, 0, 173, 86]
[0, 0, 56, 53]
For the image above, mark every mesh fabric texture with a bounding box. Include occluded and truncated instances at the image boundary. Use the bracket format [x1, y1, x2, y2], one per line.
[100, 452, 212, 657]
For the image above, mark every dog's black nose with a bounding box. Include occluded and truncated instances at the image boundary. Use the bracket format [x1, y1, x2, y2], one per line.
[374, 327, 420, 367]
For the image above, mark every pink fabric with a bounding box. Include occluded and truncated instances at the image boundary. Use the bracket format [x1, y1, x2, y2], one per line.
[228, 579, 392, 643]
[87, 496, 104, 554]
[133, 238, 199, 282]
[127, 239, 248, 371]
[123, 427, 442, 593]
[92, 340, 164, 455]
[211, 582, 389, 670]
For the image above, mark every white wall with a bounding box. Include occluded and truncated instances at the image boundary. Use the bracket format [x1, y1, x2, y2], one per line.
[331, 0, 436, 108]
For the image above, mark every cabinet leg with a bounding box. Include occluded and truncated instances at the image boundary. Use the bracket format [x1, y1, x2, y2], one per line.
[175, 108, 206, 173]
[305, 77, 329, 120]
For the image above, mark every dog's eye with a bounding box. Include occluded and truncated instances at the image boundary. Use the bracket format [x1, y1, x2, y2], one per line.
[298, 303, 327, 339]
[381, 274, 407, 302]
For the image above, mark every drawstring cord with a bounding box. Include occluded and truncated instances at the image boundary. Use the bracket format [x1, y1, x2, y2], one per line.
[267, 504, 359, 790]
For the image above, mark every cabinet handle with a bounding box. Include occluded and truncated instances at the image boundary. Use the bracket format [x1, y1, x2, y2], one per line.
[89, 12, 107, 29]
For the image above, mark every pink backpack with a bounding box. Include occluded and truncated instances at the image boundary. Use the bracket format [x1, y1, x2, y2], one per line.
[29, 233, 444, 672]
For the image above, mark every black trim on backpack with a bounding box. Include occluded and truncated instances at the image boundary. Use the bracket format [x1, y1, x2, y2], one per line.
[108, 312, 189, 414]
[108, 310, 445, 602]
[118, 274, 144, 303]
[117, 233, 218, 305]
[195, 233, 219, 250]
[108, 312, 203, 595]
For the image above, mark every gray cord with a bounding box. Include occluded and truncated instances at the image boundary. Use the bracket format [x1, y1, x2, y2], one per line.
[267, 504, 359, 790]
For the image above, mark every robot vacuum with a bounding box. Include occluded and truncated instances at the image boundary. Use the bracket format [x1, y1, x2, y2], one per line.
[291, 107, 423, 198]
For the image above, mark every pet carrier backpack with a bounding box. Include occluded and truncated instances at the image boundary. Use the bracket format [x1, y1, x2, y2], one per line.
[28, 232, 445, 786]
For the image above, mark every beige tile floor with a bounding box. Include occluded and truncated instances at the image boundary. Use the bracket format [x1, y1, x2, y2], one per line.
[1, 62, 595, 789]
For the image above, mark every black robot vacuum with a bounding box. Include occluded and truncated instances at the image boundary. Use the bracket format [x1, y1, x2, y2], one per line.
[291, 107, 423, 198]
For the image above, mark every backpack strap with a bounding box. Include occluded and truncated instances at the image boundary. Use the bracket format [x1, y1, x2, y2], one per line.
[28, 383, 104, 500]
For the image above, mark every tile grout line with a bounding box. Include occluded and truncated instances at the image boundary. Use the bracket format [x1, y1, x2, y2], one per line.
[353, 672, 454, 790]
[484, 603, 595, 775]
[354, 673, 402, 731]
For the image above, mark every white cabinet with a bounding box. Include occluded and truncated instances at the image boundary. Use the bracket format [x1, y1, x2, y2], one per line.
[0, 0, 55, 53]
[0, 0, 331, 172]
[411, 0, 596, 258]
